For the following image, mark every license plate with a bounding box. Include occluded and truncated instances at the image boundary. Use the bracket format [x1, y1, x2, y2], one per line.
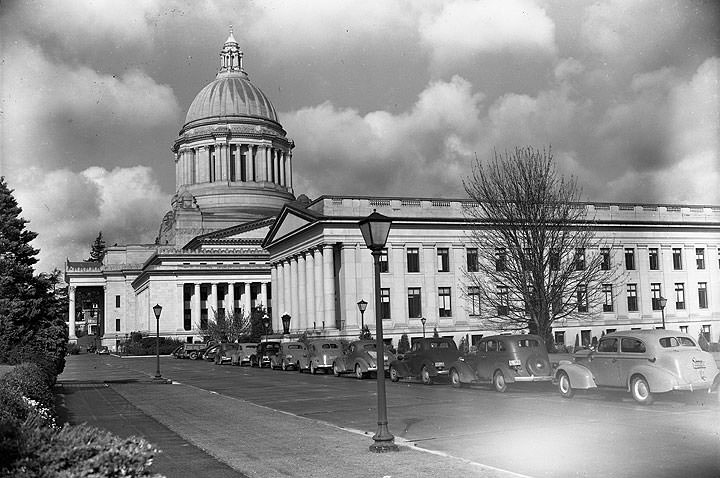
[508, 359, 521, 367]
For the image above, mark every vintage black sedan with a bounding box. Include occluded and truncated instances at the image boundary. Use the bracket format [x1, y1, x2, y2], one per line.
[389, 338, 461, 385]
[448, 334, 553, 392]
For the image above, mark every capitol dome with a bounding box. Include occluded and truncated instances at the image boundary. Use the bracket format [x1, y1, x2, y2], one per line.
[183, 30, 278, 129]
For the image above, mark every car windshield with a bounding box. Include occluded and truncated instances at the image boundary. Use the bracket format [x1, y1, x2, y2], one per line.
[429, 341, 456, 349]
[321, 343, 339, 349]
[265, 344, 280, 351]
[288, 344, 303, 349]
[659, 337, 697, 348]
[517, 339, 540, 348]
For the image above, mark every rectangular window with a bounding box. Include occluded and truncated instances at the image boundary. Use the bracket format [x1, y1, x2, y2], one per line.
[679, 325, 688, 334]
[466, 248, 478, 272]
[627, 284, 638, 312]
[115, 295, 121, 308]
[438, 287, 452, 317]
[698, 282, 708, 309]
[229, 145, 236, 181]
[468, 286, 480, 316]
[115, 318, 120, 332]
[651, 283, 662, 310]
[497, 285, 509, 315]
[407, 288, 422, 318]
[672, 248, 682, 270]
[554, 331, 565, 345]
[702, 324, 711, 342]
[696, 248, 705, 269]
[437, 248, 450, 272]
[577, 284, 588, 313]
[625, 248, 635, 270]
[378, 248, 389, 273]
[602, 284, 613, 312]
[649, 248, 659, 270]
[380, 288, 391, 319]
[209, 146, 216, 182]
[496, 248, 507, 272]
[675, 283, 685, 310]
[407, 248, 420, 273]
[575, 248, 586, 271]
[600, 248, 610, 270]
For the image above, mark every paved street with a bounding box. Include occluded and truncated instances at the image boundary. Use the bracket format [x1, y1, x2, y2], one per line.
[79, 353, 720, 478]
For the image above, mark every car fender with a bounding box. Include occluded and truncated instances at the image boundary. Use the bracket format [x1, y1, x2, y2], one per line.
[355, 358, 372, 373]
[555, 363, 596, 390]
[449, 360, 476, 383]
[626, 364, 677, 393]
[420, 360, 442, 377]
[334, 356, 349, 372]
[390, 360, 410, 378]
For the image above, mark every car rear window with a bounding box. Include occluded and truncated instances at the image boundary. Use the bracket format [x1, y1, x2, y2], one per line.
[321, 343, 339, 349]
[659, 337, 697, 348]
[363, 343, 377, 350]
[429, 342, 454, 349]
[517, 339, 540, 348]
[621, 338, 646, 353]
[288, 344, 303, 349]
[245, 345, 256, 350]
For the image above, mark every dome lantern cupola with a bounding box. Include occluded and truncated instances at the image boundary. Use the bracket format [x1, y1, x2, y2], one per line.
[219, 25, 244, 75]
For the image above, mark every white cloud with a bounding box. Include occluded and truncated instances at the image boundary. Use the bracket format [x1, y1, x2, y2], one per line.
[12, 166, 169, 272]
[420, 0, 557, 68]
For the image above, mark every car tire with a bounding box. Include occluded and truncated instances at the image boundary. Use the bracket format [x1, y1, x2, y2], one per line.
[493, 370, 507, 393]
[450, 368, 463, 389]
[281, 361, 287, 371]
[421, 366, 432, 385]
[188, 351, 198, 360]
[389, 366, 399, 382]
[333, 363, 341, 377]
[630, 375, 654, 405]
[310, 362, 317, 375]
[355, 364, 365, 380]
[558, 371, 574, 399]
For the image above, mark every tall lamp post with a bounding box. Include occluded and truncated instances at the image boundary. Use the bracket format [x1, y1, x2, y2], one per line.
[281, 313, 291, 335]
[357, 299, 367, 331]
[152, 304, 163, 381]
[263, 314, 270, 342]
[420, 317, 427, 338]
[359, 210, 398, 453]
[658, 296, 667, 329]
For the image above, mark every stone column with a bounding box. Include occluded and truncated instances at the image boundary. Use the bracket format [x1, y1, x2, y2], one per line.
[68, 286, 76, 339]
[260, 282, 268, 311]
[298, 253, 307, 330]
[193, 283, 201, 329]
[305, 250, 315, 332]
[283, 259, 292, 317]
[313, 248, 323, 330]
[175, 152, 181, 188]
[248, 145, 255, 182]
[288, 151, 293, 190]
[220, 143, 228, 181]
[243, 282, 251, 316]
[275, 263, 284, 317]
[322, 244, 335, 329]
[279, 151, 286, 187]
[227, 282, 235, 316]
[290, 256, 299, 323]
[210, 283, 218, 318]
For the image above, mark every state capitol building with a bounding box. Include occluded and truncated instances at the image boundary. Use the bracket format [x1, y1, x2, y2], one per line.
[65, 32, 720, 351]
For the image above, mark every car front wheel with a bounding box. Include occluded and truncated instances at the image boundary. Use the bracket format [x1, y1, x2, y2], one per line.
[188, 351, 198, 360]
[310, 362, 317, 375]
[421, 366, 432, 385]
[355, 364, 365, 380]
[558, 371, 574, 398]
[450, 368, 464, 388]
[630, 375, 654, 405]
[389, 366, 399, 382]
[333, 363, 341, 377]
[281, 361, 287, 371]
[493, 371, 507, 393]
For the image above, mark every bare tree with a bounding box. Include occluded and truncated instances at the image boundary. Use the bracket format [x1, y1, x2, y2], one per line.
[195, 308, 251, 343]
[463, 147, 622, 349]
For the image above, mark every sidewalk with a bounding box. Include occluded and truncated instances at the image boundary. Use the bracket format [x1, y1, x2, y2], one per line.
[57, 354, 525, 478]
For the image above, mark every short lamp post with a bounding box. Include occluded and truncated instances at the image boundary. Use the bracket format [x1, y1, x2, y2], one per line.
[358, 210, 398, 453]
[659, 296, 667, 329]
[263, 314, 270, 342]
[152, 304, 163, 381]
[420, 317, 427, 338]
[282, 313, 291, 335]
[357, 299, 368, 331]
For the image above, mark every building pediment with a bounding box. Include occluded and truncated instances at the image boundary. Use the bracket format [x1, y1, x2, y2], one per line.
[263, 204, 322, 247]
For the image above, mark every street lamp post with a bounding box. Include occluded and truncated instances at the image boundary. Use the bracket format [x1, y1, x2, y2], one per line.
[282, 313, 291, 335]
[152, 304, 163, 381]
[659, 296, 667, 329]
[357, 299, 367, 331]
[263, 314, 270, 342]
[420, 317, 427, 338]
[359, 210, 398, 453]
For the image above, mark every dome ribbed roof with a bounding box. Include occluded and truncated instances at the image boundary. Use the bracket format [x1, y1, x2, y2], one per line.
[184, 71, 278, 126]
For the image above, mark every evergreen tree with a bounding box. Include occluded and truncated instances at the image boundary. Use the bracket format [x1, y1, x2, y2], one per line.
[87, 231, 106, 263]
[0, 177, 68, 375]
[359, 324, 373, 340]
[397, 334, 410, 354]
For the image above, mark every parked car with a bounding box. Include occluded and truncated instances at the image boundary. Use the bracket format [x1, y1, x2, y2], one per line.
[250, 341, 281, 368]
[230, 343, 258, 366]
[271, 341, 307, 370]
[332, 340, 396, 379]
[204, 344, 220, 361]
[555, 329, 720, 405]
[299, 339, 343, 374]
[448, 334, 553, 392]
[182, 343, 211, 360]
[214, 343, 240, 365]
[96, 346, 110, 355]
[389, 338, 461, 385]
[171, 345, 184, 358]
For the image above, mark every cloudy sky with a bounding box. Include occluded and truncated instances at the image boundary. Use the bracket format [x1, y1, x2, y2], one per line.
[1, 0, 718, 273]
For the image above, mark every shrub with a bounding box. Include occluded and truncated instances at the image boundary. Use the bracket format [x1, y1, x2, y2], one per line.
[66, 343, 80, 355]
[397, 334, 410, 354]
[0, 362, 54, 414]
[12, 423, 163, 478]
[123, 337, 183, 356]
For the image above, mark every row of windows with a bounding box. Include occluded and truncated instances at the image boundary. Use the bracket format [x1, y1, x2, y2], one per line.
[378, 246, 719, 274]
[375, 287, 454, 320]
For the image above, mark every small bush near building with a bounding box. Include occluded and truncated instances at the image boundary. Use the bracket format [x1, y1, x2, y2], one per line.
[123, 336, 184, 356]
[66, 343, 80, 355]
[397, 334, 410, 354]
